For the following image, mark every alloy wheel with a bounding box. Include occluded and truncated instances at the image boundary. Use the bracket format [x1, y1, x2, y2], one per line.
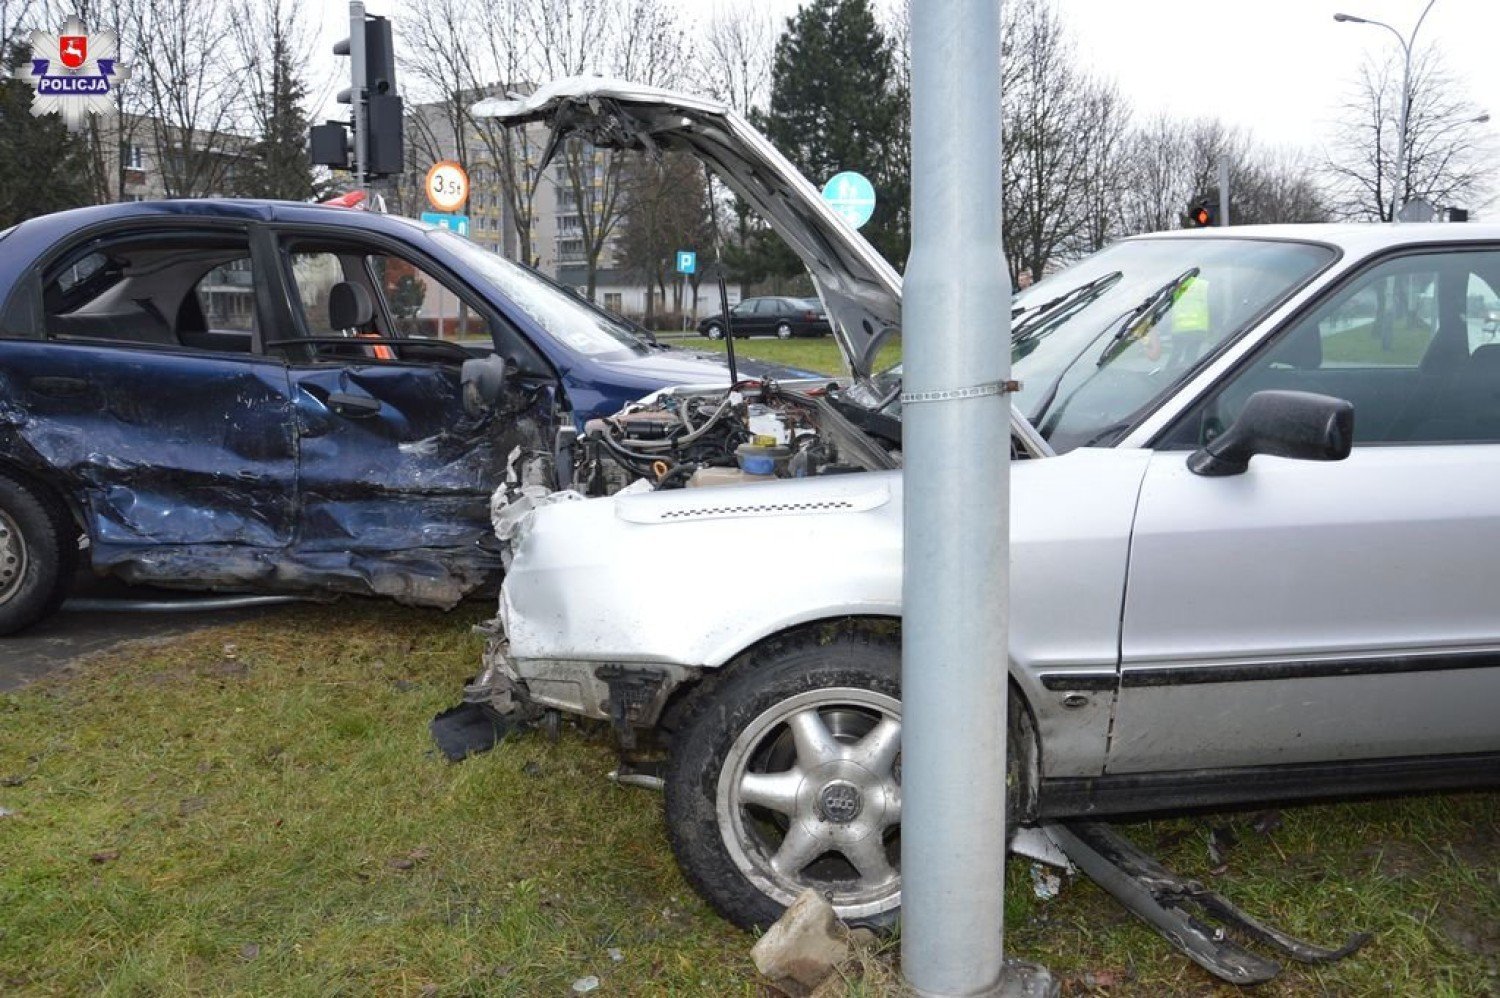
[717, 687, 902, 921]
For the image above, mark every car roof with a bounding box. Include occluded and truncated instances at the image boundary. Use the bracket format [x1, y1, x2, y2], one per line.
[11, 198, 431, 242]
[1133, 222, 1500, 256]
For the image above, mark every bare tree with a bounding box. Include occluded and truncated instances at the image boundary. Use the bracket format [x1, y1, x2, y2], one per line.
[125, 0, 246, 197]
[697, 5, 775, 114]
[1001, 0, 1096, 282]
[532, 0, 691, 298]
[396, 0, 548, 261]
[1, 0, 38, 41]
[1234, 147, 1331, 224]
[1327, 48, 1492, 221]
[616, 151, 712, 323]
[399, 0, 475, 170]
[1116, 114, 1192, 236]
[1067, 81, 1130, 255]
[468, 0, 548, 265]
[1116, 115, 1329, 235]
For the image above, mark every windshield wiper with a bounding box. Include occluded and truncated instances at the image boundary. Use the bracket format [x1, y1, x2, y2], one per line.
[1026, 268, 1199, 429]
[1093, 268, 1199, 368]
[1012, 271, 1123, 342]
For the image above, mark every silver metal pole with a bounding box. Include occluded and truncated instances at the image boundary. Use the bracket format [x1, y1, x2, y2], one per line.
[1393, 35, 1411, 223]
[903, 0, 1024, 995]
[1387, 1, 1435, 223]
[1217, 156, 1230, 227]
[349, 1, 368, 196]
[1334, 3, 1436, 222]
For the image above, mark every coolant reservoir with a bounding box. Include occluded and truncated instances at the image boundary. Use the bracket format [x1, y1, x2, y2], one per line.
[687, 466, 777, 488]
[736, 440, 792, 476]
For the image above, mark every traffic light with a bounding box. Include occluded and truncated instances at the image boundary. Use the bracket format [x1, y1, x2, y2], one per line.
[1188, 198, 1217, 228]
[366, 94, 404, 176]
[309, 121, 349, 169]
[313, 6, 403, 180]
[334, 14, 397, 104]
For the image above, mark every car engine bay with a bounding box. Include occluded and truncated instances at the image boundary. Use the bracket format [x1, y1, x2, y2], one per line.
[571, 380, 903, 495]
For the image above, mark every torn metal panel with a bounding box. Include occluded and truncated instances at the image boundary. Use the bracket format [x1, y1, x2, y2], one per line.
[1048, 821, 1368, 986]
[92, 540, 499, 609]
[0, 341, 554, 606]
[0, 339, 298, 546]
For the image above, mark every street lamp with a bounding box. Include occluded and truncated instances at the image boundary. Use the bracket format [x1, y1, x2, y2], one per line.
[1334, 1, 1437, 222]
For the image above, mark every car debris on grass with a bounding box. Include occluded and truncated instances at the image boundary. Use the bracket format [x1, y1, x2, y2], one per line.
[0, 606, 1495, 994]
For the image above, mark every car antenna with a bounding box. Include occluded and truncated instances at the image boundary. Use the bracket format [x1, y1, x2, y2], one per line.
[704, 163, 738, 387]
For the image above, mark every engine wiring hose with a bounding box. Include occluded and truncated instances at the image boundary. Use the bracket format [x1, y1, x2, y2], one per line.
[656, 463, 698, 489]
[591, 431, 666, 474]
[610, 393, 737, 451]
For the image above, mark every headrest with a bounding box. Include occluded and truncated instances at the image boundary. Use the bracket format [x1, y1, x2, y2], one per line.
[328, 282, 374, 330]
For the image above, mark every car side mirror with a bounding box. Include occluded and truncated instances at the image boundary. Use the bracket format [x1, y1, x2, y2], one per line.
[461, 353, 511, 416]
[1188, 389, 1353, 477]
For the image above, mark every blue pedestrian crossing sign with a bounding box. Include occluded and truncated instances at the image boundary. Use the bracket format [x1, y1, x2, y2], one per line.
[421, 211, 470, 237]
[676, 250, 697, 274]
[822, 171, 876, 229]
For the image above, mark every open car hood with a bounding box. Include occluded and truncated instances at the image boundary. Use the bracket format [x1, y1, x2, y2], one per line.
[472, 77, 901, 383]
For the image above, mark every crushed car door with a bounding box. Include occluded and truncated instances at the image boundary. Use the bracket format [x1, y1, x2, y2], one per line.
[1110, 246, 1500, 775]
[0, 223, 299, 586]
[269, 231, 553, 608]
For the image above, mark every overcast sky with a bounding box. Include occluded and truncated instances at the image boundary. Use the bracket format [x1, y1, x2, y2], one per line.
[318, 0, 1499, 161]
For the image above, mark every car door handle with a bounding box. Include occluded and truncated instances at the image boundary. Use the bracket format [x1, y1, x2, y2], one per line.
[326, 392, 382, 419]
[30, 376, 90, 398]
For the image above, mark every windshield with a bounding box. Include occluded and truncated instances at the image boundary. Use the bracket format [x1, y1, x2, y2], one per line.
[1007, 237, 1333, 451]
[427, 228, 647, 357]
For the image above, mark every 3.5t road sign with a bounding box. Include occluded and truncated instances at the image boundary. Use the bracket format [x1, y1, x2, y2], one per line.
[425, 161, 469, 213]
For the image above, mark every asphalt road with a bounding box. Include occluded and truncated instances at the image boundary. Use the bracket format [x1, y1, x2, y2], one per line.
[0, 577, 301, 692]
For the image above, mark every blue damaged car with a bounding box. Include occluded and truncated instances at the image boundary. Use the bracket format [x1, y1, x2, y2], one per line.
[0, 199, 799, 634]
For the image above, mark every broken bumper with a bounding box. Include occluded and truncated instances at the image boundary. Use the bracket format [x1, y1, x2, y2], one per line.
[469, 626, 698, 734]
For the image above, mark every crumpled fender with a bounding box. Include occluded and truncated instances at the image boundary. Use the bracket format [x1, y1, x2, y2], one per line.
[500, 473, 904, 669]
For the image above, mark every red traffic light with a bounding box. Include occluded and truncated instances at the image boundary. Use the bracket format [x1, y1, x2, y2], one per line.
[1187, 198, 1218, 228]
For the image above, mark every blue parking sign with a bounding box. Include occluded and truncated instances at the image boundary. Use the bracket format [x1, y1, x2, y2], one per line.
[676, 250, 696, 274]
[421, 211, 470, 237]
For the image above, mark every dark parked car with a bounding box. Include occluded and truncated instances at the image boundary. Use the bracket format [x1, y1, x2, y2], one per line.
[0, 199, 809, 634]
[698, 296, 830, 340]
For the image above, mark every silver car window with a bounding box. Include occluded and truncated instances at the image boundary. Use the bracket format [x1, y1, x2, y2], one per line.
[1198, 248, 1500, 445]
[1009, 237, 1333, 452]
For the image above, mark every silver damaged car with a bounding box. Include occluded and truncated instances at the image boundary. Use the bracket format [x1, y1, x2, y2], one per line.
[464, 78, 1500, 931]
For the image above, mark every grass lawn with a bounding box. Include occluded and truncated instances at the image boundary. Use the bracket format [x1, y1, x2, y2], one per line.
[686, 334, 900, 378]
[2, 605, 1496, 995]
[1320, 317, 1434, 367]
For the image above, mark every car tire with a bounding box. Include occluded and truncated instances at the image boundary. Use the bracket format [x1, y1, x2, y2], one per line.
[665, 623, 1035, 934]
[665, 626, 904, 931]
[705, 324, 724, 340]
[0, 471, 76, 636]
[776, 322, 793, 340]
